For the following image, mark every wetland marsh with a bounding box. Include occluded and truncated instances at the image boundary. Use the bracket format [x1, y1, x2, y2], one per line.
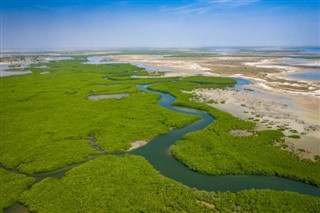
[2, 0, 320, 211]
[1, 55, 319, 212]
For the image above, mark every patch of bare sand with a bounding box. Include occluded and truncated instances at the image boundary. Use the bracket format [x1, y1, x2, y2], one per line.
[108, 55, 319, 98]
[128, 140, 147, 151]
[242, 58, 320, 95]
[101, 54, 320, 159]
[192, 87, 320, 160]
[87, 93, 129, 100]
[0, 70, 32, 77]
[40, 71, 50, 75]
[108, 55, 210, 74]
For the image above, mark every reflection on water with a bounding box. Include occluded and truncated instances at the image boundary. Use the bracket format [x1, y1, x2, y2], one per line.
[233, 77, 251, 87]
[289, 70, 320, 81]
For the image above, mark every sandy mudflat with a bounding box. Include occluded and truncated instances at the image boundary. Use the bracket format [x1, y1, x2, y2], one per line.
[242, 58, 320, 97]
[40, 71, 50, 75]
[108, 54, 320, 94]
[192, 86, 320, 159]
[107, 55, 210, 73]
[103, 54, 320, 160]
[87, 93, 129, 100]
[128, 141, 147, 151]
[37, 65, 49, 68]
[0, 70, 32, 77]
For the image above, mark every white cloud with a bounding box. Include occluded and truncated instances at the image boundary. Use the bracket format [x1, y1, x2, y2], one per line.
[162, 0, 259, 15]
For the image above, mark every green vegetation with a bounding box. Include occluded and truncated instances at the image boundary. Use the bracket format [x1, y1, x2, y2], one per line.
[20, 155, 320, 213]
[288, 135, 301, 139]
[149, 80, 320, 186]
[20, 155, 207, 212]
[1, 59, 319, 212]
[0, 60, 198, 174]
[0, 169, 34, 212]
[195, 189, 320, 212]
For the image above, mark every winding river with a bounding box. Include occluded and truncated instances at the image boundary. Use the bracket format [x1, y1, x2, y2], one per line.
[3, 81, 320, 212]
[131, 84, 320, 196]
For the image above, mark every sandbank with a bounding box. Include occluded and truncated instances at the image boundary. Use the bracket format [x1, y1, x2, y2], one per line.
[0, 70, 32, 77]
[87, 93, 129, 100]
[128, 140, 147, 151]
[192, 86, 320, 160]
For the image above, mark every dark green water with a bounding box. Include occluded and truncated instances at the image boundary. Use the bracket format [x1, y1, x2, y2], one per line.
[131, 84, 320, 196]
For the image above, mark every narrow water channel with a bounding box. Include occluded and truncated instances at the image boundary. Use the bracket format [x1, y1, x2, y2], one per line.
[4, 81, 320, 213]
[131, 84, 320, 196]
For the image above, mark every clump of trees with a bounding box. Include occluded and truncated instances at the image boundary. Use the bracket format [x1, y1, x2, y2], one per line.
[0, 169, 34, 211]
[20, 155, 320, 213]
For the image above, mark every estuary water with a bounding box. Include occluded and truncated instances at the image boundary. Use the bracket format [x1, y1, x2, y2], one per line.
[85, 56, 179, 72]
[4, 79, 319, 213]
[289, 70, 320, 81]
[131, 84, 320, 196]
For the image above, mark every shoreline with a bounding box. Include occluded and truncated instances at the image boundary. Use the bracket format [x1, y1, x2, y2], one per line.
[192, 85, 320, 160]
[3, 54, 318, 159]
[127, 141, 148, 151]
[98, 54, 319, 160]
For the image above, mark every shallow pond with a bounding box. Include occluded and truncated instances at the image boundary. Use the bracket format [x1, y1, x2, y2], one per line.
[289, 70, 320, 81]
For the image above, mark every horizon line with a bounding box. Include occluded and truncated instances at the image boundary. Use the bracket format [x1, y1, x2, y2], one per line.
[2, 45, 320, 52]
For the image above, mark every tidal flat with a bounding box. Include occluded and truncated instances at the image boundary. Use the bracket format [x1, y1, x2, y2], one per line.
[0, 49, 319, 212]
[106, 49, 320, 160]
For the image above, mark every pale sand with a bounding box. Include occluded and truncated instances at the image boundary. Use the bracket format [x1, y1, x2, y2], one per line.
[192, 87, 320, 160]
[0, 70, 32, 77]
[108, 55, 319, 95]
[128, 140, 147, 151]
[244, 58, 320, 71]
[96, 54, 320, 159]
[107, 55, 210, 73]
[37, 65, 49, 69]
[87, 93, 129, 100]
[243, 58, 320, 97]
[40, 71, 50, 75]
[231, 74, 320, 98]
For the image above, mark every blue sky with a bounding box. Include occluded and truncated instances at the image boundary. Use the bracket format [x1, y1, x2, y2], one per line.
[2, 0, 319, 49]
